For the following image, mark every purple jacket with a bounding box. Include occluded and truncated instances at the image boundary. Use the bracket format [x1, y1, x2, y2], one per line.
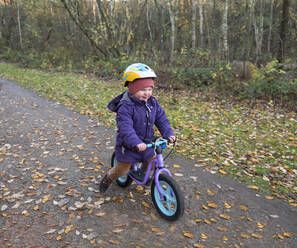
[108, 91, 174, 163]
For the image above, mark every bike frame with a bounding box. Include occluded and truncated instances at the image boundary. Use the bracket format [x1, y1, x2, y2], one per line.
[128, 140, 172, 200]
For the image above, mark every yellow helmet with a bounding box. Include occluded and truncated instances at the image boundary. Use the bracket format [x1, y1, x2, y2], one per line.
[122, 63, 156, 86]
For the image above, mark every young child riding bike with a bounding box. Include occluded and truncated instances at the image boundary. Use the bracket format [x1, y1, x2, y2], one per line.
[99, 63, 176, 193]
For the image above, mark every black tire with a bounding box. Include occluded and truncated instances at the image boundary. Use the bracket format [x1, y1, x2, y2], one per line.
[151, 174, 184, 221]
[111, 152, 133, 187]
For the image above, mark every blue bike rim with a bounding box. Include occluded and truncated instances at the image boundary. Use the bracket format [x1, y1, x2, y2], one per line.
[154, 181, 177, 216]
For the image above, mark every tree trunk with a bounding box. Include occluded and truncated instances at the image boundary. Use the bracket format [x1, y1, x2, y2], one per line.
[16, 0, 23, 49]
[277, 0, 290, 63]
[251, 0, 264, 65]
[168, 0, 175, 63]
[267, 0, 274, 53]
[222, 0, 228, 61]
[146, 0, 153, 43]
[191, 0, 197, 51]
[199, 0, 203, 49]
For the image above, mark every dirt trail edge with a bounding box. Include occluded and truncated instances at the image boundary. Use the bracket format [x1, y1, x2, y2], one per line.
[0, 78, 296, 248]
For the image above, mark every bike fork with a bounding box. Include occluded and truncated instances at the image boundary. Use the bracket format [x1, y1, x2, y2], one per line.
[154, 168, 172, 200]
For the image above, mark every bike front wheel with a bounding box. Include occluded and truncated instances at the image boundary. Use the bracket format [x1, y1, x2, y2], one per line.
[111, 152, 133, 187]
[151, 174, 184, 221]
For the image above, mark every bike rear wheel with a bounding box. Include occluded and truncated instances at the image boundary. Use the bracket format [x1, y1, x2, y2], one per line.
[111, 152, 133, 187]
[151, 174, 184, 221]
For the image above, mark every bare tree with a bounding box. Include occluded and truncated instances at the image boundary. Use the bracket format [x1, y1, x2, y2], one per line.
[16, 0, 23, 49]
[267, 0, 274, 54]
[222, 0, 228, 60]
[277, 0, 290, 63]
[199, 0, 203, 48]
[191, 0, 197, 51]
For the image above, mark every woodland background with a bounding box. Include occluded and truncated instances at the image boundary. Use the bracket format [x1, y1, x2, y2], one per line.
[0, 0, 296, 108]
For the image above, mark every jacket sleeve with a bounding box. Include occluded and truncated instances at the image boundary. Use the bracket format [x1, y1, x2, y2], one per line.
[154, 100, 174, 138]
[116, 104, 144, 149]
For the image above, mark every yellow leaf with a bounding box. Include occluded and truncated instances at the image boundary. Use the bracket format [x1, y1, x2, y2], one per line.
[184, 232, 193, 238]
[136, 185, 144, 191]
[217, 226, 228, 232]
[109, 240, 120, 245]
[88, 209, 93, 215]
[224, 202, 232, 209]
[202, 204, 208, 210]
[240, 205, 248, 211]
[56, 235, 62, 241]
[219, 214, 231, 220]
[278, 234, 284, 240]
[252, 233, 263, 239]
[42, 195, 50, 204]
[194, 218, 203, 223]
[173, 164, 181, 168]
[69, 213, 75, 219]
[248, 185, 259, 190]
[33, 205, 40, 211]
[207, 202, 218, 208]
[141, 201, 150, 208]
[265, 196, 274, 200]
[210, 218, 218, 223]
[152, 227, 161, 232]
[219, 169, 227, 175]
[65, 228, 71, 234]
[201, 233, 208, 239]
[206, 189, 215, 196]
[194, 244, 205, 248]
[283, 232, 291, 238]
[257, 222, 264, 229]
[222, 236, 228, 241]
[240, 233, 251, 239]
[204, 219, 211, 224]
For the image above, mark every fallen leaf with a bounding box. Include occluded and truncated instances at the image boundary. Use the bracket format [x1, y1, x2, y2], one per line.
[224, 202, 232, 209]
[152, 227, 161, 232]
[240, 205, 248, 211]
[283, 232, 291, 238]
[141, 201, 150, 208]
[184, 232, 193, 238]
[201, 233, 208, 239]
[257, 222, 264, 229]
[207, 202, 218, 208]
[109, 240, 120, 245]
[219, 214, 231, 220]
[240, 233, 251, 239]
[219, 169, 227, 175]
[247, 185, 259, 190]
[252, 233, 263, 239]
[56, 235, 62, 241]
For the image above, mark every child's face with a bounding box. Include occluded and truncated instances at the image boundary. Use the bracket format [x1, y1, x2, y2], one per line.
[133, 87, 153, 102]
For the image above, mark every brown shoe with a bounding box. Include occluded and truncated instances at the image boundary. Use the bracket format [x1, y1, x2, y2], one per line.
[99, 174, 112, 193]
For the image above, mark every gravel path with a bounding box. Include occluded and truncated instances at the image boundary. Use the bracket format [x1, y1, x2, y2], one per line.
[0, 78, 296, 248]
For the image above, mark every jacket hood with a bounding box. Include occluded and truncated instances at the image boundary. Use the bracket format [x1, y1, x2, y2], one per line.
[107, 91, 152, 112]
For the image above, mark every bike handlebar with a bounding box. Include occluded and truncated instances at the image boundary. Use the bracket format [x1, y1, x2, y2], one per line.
[146, 139, 168, 148]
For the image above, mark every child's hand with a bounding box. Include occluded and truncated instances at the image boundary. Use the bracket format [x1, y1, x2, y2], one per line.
[168, 136, 176, 143]
[136, 143, 147, 151]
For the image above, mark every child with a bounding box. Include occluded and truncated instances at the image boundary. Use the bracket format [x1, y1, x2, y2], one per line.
[99, 63, 176, 193]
